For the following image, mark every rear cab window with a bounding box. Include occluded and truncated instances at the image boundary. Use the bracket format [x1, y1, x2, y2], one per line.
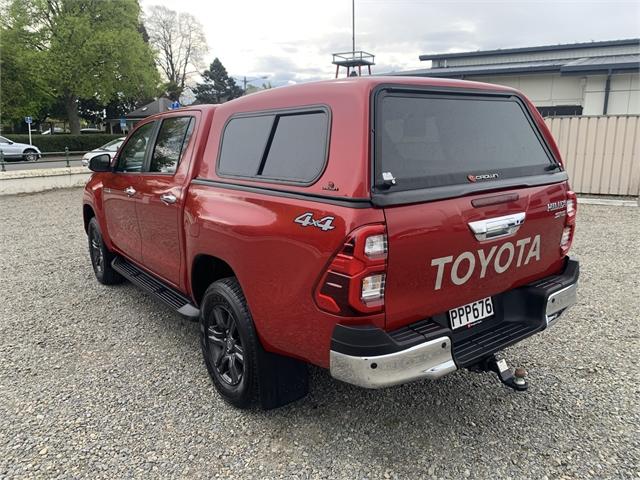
[373, 87, 562, 203]
[217, 107, 329, 185]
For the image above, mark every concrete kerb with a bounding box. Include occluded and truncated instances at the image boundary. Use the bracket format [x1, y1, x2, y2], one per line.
[0, 167, 90, 196]
[577, 197, 639, 207]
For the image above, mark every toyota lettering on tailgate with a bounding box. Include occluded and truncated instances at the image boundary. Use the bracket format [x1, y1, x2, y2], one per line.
[430, 235, 541, 290]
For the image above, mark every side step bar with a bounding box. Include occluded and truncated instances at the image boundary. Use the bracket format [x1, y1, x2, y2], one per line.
[112, 256, 200, 321]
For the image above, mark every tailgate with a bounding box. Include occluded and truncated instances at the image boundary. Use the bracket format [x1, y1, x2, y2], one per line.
[371, 85, 571, 330]
[383, 184, 568, 330]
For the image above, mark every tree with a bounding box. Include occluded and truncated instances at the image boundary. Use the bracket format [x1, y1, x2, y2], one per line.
[0, 0, 160, 133]
[193, 58, 243, 104]
[146, 6, 208, 101]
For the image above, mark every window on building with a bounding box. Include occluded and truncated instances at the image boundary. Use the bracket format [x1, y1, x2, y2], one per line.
[537, 105, 583, 117]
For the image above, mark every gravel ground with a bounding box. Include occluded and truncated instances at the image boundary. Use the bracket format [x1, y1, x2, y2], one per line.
[0, 188, 638, 480]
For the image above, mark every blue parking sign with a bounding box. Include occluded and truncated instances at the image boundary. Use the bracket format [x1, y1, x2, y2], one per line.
[24, 116, 32, 124]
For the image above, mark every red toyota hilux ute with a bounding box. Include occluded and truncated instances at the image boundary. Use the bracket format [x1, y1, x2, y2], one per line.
[83, 77, 579, 409]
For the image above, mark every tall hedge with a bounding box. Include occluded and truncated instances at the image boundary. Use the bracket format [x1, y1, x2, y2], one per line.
[4, 134, 123, 153]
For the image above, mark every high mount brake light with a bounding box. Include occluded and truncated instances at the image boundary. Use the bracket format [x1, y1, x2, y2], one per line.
[315, 225, 387, 315]
[561, 190, 577, 255]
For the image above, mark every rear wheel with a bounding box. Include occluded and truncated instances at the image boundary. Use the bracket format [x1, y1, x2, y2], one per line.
[87, 217, 123, 285]
[200, 277, 310, 409]
[200, 278, 259, 408]
[22, 149, 38, 162]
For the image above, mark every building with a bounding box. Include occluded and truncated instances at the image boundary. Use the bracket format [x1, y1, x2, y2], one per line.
[105, 97, 173, 133]
[393, 39, 639, 116]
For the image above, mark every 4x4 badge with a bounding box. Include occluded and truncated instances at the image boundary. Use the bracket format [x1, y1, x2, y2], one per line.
[294, 212, 335, 231]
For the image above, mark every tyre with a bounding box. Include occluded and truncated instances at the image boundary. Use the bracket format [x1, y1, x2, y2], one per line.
[200, 277, 309, 409]
[87, 217, 123, 285]
[22, 149, 38, 162]
[200, 278, 260, 409]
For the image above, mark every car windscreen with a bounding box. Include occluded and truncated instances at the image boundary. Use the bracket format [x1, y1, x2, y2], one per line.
[101, 139, 124, 151]
[374, 92, 554, 191]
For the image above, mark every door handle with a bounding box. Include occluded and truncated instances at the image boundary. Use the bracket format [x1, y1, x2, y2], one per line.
[160, 193, 177, 205]
[125, 186, 136, 197]
[468, 212, 526, 241]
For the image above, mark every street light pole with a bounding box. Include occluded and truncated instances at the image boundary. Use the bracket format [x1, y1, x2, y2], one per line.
[352, 0, 355, 55]
[237, 75, 269, 92]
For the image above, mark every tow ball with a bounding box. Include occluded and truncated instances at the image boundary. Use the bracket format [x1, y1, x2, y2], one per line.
[479, 354, 529, 391]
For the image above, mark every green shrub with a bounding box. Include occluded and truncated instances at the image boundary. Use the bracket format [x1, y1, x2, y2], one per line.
[4, 134, 123, 153]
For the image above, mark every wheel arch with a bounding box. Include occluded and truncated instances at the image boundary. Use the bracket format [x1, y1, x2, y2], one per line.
[83, 203, 96, 233]
[190, 254, 236, 307]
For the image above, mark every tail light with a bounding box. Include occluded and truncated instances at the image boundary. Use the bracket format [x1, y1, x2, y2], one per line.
[561, 190, 577, 255]
[315, 224, 387, 315]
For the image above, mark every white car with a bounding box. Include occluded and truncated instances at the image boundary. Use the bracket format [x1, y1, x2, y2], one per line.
[0, 136, 41, 161]
[82, 137, 125, 166]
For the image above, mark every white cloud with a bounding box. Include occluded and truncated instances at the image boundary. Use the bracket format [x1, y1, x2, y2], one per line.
[142, 0, 640, 86]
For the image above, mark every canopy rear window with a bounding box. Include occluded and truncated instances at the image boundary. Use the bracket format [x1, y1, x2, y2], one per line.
[374, 92, 554, 191]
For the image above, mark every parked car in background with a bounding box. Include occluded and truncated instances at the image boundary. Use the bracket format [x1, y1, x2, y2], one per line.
[82, 137, 125, 166]
[0, 136, 41, 161]
[80, 128, 104, 134]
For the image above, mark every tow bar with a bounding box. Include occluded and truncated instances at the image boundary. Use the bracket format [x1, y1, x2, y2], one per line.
[479, 354, 529, 391]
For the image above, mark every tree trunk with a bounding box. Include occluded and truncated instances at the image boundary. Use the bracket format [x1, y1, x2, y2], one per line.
[65, 94, 81, 134]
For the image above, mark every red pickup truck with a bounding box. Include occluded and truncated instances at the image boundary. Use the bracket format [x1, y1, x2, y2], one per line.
[83, 77, 579, 409]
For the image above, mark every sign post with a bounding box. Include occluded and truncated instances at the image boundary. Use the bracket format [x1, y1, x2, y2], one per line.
[119, 117, 127, 133]
[24, 116, 33, 145]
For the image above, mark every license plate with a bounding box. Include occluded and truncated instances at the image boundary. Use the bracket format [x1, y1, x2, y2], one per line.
[449, 297, 494, 330]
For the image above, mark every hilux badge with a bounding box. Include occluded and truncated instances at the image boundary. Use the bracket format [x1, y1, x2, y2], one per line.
[547, 200, 567, 212]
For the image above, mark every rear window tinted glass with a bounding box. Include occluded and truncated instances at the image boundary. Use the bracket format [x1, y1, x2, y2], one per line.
[218, 115, 274, 176]
[218, 109, 329, 183]
[261, 113, 328, 182]
[376, 94, 552, 191]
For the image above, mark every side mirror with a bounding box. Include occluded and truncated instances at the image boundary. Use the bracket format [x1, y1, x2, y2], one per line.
[89, 153, 112, 172]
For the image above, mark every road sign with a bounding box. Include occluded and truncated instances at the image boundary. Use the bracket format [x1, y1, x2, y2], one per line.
[119, 117, 127, 130]
[170, 101, 180, 110]
[25, 116, 33, 145]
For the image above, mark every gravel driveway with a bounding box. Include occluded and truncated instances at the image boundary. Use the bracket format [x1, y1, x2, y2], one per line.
[1, 188, 638, 479]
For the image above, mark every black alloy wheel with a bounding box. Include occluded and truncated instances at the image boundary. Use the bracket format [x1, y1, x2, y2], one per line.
[87, 217, 123, 285]
[89, 226, 105, 276]
[205, 305, 245, 386]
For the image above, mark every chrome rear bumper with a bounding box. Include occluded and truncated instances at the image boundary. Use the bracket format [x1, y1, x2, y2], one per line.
[330, 336, 456, 389]
[545, 282, 578, 327]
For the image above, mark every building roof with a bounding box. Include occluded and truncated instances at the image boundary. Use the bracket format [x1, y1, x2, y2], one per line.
[392, 54, 639, 78]
[126, 98, 173, 119]
[419, 38, 640, 61]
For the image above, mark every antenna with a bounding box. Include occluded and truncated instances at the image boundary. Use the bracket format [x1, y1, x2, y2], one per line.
[331, 0, 375, 78]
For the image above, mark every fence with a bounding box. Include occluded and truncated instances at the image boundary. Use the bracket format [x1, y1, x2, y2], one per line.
[544, 115, 640, 197]
[0, 148, 87, 172]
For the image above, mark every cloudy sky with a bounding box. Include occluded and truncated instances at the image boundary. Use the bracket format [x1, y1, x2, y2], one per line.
[141, 0, 640, 87]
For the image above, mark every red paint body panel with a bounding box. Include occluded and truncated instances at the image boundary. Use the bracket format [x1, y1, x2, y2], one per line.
[184, 185, 385, 367]
[82, 77, 575, 370]
[383, 183, 568, 330]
